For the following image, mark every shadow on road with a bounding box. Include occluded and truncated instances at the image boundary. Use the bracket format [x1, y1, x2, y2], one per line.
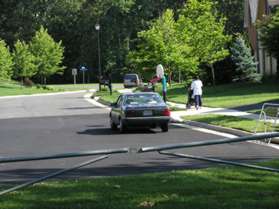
[0, 157, 274, 185]
[78, 124, 186, 136]
[63, 106, 101, 110]
[77, 127, 158, 136]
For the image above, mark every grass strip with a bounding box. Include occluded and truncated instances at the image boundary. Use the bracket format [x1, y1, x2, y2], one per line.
[1, 160, 279, 209]
[94, 90, 121, 104]
[0, 82, 61, 96]
[182, 114, 279, 133]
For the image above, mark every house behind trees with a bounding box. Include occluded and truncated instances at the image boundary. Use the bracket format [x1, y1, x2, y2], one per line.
[244, 0, 279, 76]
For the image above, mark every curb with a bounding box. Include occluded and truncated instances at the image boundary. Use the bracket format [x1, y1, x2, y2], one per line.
[0, 90, 94, 99]
[91, 94, 111, 106]
[182, 120, 279, 145]
[183, 120, 250, 137]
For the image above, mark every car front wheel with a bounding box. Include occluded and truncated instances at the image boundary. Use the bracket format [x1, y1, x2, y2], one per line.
[119, 119, 126, 133]
[160, 123, 168, 132]
[110, 117, 117, 130]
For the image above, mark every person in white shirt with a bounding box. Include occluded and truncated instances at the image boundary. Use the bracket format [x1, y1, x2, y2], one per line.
[190, 76, 203, 110]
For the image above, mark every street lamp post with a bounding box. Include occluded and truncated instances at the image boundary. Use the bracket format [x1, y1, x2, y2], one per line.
[95, 23, 101, 91]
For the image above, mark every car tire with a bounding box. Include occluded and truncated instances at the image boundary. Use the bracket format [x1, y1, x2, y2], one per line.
[161, 123, 168, 132]
[119, 119, 126, 133]
[110, 117, 117, 130]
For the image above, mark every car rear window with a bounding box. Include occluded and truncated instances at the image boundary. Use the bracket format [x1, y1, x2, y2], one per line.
[125, 94, 164, 106]
[124, 74, 137, 80]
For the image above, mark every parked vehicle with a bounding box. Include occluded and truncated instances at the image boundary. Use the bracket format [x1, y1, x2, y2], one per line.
[123, 73, 141, 88]
[110, 92, 170, 133]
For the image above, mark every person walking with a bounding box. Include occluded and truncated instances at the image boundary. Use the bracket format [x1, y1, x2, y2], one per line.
[190, 76, 203, 110]
[161, 74, 167, 103]
[107, 73, 112, 95]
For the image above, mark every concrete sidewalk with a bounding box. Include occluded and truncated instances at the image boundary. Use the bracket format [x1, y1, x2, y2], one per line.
[167, 101, 260, 122]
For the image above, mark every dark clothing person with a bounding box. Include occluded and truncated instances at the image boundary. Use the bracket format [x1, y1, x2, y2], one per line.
[194, 95, 202, 108]
[107, 74, 112, 95]
[104, 73, 112, 95]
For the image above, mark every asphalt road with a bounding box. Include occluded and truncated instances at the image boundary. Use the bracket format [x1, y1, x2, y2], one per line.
[0, 92, 279, 184]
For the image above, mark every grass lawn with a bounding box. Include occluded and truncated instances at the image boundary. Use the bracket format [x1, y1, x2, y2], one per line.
[1, 160, 279, 209]
[166, 82, 279, 108]
[0, 81, 61, 96]
[94, 90, 121, 104]
[183, 114, 279, 133]
[48, 83, 124, 91]
[0, 81, 124, 97]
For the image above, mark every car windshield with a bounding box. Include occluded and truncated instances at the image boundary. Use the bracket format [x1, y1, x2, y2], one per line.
[124, 74, 137, 80]
[124, 94, 164, 106]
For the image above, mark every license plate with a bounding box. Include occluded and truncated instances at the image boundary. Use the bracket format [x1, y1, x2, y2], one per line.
[143, 110, 152, 116]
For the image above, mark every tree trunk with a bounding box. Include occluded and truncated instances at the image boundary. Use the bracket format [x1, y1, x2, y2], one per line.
[168, 71, 172, 87]
[179, 69, 181, 83]
[210, 63, 216, 86]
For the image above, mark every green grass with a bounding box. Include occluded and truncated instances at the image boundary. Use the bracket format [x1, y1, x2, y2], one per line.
[183, 114, 279, 133]
[0, 81, 125, 97]
[48, 83, 124, 91]
[166, 82, 279, 108]
[0, 81, 61, 96]
[94, 90, 121, 104]
[1, 160, 279, 209]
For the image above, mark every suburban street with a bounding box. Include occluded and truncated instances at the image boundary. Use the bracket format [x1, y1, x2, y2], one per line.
[0, 92, 279, 184]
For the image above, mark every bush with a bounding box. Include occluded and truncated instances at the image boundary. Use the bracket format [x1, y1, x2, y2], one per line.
[23, 78, 34, 87]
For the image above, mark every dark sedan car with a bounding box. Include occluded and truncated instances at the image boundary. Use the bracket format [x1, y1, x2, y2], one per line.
[110, 92, 171, 133]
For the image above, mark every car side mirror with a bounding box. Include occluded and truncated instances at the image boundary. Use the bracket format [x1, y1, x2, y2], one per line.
[110, 102, 117, 107]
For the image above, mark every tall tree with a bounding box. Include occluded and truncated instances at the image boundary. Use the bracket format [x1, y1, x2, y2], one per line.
[0, 39, 13, 80]
[178, 0, 231, 85]
[127, 0, 230, 83]
[13, 40, 37, 82]
[127, 9, 198, 80]
[216, 0, 244, 34]
[30, 26, 64, 84]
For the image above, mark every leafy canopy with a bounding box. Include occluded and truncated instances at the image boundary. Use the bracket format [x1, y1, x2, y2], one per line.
[178, 0, 231, 65]
[127, 0, 230, 80]
[30, 26, 64, 80]
[13, 40, 37, 79]
[0, 39, 13, 80]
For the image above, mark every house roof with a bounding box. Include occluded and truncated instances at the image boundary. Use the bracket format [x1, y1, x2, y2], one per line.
[268, 0, 279, 6]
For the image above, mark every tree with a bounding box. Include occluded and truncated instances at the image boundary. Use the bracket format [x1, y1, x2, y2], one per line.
[0, 39, 13, 80]
[258, 9, 279, 74]
[216, 0, 244, 34]
[127, 9, 198, 81]
[30, 26, 65, 84]
[13, 40, 37, 82]
[127, 0, 230, 83]
[177, 0, 231, 85]
[230, 35, 261, 83]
